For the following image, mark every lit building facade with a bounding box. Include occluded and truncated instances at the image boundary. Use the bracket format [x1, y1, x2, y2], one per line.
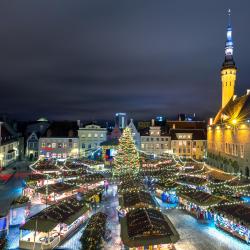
[0, 122, 23, 169]
[78, 124, 107, 157]
[207, 10, 250, 176]
[25, 119, 50, 160]
[141, 125, 171, 155]
[38, 121, 79, 159]
[170, 129, 206, 160]
[39, 137, 79, 159]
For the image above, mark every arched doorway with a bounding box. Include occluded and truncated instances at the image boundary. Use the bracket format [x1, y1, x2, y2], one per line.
[245, 167, 250, 178]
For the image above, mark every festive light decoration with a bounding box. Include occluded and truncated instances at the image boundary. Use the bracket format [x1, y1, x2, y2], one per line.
[114, 127, 140, 176]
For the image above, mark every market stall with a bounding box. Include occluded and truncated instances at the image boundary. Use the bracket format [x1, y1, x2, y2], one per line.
[178, 190, 224, 220]
[214, 204, 250, 243]
[120, 207, 179, 250]
[19, 197, 89, 250]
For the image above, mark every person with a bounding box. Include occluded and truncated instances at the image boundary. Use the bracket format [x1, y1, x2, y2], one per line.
[99, 192, 102, 202]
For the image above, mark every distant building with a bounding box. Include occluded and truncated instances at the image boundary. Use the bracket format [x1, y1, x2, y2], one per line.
[207, 10, 250, 176]
[127, 119, 141, 149]
[178, 113, 196, 121]
[141, 120, 171, 155]
[137, 120, 151, 130]
[25, 118, 50, 160]
[155, 115, 166, 126]
[170, 129, 206, 160]
[115, 113, 127, 129]
[109, 124, 121, 140]
[0, 122, 23, 169]
[78, 123, 107, 157]
[39, 121, 79, 159]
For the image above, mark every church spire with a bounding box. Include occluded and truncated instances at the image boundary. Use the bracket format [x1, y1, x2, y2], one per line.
[221, 9, 237, 109]
[225, 9, 233, 56]
[222, 9, 236, 69]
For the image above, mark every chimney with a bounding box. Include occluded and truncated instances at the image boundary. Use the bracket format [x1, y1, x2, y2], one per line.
[151, 119, 155, 126]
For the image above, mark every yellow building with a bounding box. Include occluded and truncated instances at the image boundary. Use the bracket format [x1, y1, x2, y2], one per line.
[207, 10, 250, 177]
[170, 129, 206, 160]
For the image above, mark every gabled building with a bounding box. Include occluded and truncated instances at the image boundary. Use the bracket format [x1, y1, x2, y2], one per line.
[207, 10, 250, 176]
[127, 119, 141, 149]
[78, 123, 107, 157]
[0, 122, 23, 169]
[140, 120, 171, 155]
[25, 118, 50, 160]
[170, 129, 206, 160]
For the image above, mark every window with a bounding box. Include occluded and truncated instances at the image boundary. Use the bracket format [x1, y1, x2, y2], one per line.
[73, 143, 78, 148]
[58, 143, 62, 148]
[88, 144, 91, 149]
[63, 143, 67, 148]
[42, 142, 45, 147]
[81, 134, 86, 138]
[46, 143, 52, 147]
[94, 133, 98, 138]
[100, 134, 104, 138]
[141, 144, 144, 149]
[88, 133, 91, 137]
[82, 143, 85, 148]
[240, 145, 244, 158]
[52, 143, 56, 148]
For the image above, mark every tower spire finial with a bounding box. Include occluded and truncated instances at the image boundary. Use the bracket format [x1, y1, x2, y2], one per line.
[228, 9, 231, 27]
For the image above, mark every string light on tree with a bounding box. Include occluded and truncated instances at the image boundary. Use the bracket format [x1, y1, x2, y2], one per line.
[114, 127, 140, 176]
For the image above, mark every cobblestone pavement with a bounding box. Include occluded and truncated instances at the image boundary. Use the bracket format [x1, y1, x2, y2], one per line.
[58, 185, 121, 250]
[164, 209, 250, 250]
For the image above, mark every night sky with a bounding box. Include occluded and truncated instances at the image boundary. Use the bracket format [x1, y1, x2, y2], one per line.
[0, 0, 250, 121]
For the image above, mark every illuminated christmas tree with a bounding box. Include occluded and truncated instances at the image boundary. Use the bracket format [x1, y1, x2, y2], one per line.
[114, 127, 140, 176]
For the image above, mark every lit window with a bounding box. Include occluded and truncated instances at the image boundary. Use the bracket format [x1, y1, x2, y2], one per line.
[88, 133, 91, 137]
[52, 143, 56, 148]
[94, 133, 98, 137]
[240, 145, 244, 158]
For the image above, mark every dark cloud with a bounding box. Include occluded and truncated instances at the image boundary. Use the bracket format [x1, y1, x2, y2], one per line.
[0, 0, 249, 120]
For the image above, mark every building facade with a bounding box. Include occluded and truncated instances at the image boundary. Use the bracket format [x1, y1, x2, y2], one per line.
[128, 119, 141, 149]
[170, 129, 206, 160]
[207, 10, 250, 176]
[141, 125, 171, 155]
[38, 122, 79, 159]
[78, 124, 107, 157]
[0, 122, 23, 169]
[25, 119, 50, 160]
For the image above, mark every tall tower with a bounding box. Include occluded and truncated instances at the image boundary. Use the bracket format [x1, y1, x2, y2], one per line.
[221, 9, 237, 109]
